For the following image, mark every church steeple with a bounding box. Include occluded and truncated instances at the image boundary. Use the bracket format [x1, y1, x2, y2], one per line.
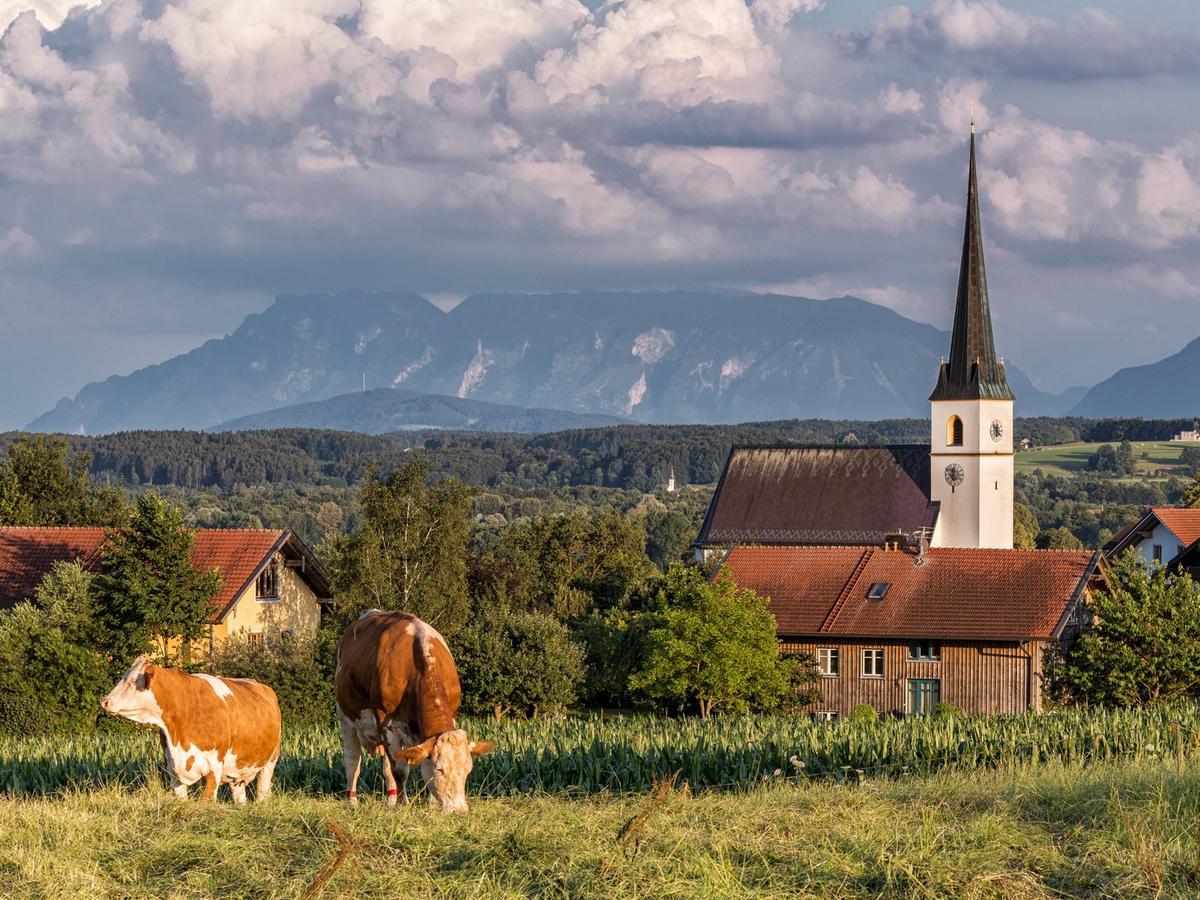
[929, 124, 1014, 403]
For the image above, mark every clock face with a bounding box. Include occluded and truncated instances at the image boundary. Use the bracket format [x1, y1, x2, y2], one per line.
[944, 464, 965, 488]
[990, 420, 1004, 442]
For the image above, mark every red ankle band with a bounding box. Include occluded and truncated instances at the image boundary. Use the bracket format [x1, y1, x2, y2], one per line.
[387, 789, 398, 796]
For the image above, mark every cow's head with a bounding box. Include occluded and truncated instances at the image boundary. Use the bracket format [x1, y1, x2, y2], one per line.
[100, 655, 163, 725]
[394, 730, 495, 813]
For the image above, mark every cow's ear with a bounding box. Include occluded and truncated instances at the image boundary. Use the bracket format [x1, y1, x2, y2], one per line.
[394, 736, 436, 766]
[469, 740, 496, 757]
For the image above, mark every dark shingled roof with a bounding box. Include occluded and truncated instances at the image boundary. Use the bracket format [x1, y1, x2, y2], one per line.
[696, 445, 939, 548]
[722, 545, 1102, 641]
[929, 128, 1014, 403]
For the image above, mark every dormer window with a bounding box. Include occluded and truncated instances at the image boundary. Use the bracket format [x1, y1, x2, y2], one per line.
[947, 415, 964, 447]
[256, 560, 279, 601]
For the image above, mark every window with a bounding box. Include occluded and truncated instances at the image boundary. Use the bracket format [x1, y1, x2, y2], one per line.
[862, 648, 884, 677]
[866, 582, 890, 600]
[813, 710, 838, 722]
[1152, 544, 1163, 562]
[907, 679, 941, 716]
[908, 641, 942, 662]
[817, 648, 839, 677]
[248, 632, 264, 648]
[256, 561, 279, 600]
[947, 415, 964, 447]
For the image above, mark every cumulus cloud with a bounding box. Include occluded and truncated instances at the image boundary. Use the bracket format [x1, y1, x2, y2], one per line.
[0, 0, 1198, 424]
[853, 0, 1200, 80]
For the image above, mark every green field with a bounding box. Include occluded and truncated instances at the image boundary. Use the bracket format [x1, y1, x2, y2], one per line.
[1016, 441, 1192, 478]
[3, 710, 1200, 895]
[2, 759, 1199, 896]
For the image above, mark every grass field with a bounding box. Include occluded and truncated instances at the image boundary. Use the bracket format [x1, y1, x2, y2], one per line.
[1016, 441, 1192, 479]
[3, 709, 1200, 895]
[2, 760, 1200, 897]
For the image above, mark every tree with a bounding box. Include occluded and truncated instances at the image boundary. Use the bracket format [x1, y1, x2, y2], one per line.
[332, 458, 474, 635]
[1040, 527, 1085, 550]
[1088, 444, 1118, 473]
[455, 598, 586, 719]
[1013, 503, 1039, 549]
[629, 564, 789, 717]
[0, 561, 109, 733]
[480, 509, 651, 620]
[1182, 473, 1200, 509]
[1116, 440, 1136, 476]
[644, 509, 695, 571]
[1051, 551, 1200, 705]
[93, 493, 222, 667]
[0, 435, 125, 526]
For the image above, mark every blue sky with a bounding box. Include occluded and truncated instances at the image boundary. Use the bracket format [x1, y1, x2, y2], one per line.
[1, 0, 1199, 428]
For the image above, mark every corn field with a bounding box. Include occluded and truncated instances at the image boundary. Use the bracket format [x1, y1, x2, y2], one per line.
[3, 705, 1200, 798]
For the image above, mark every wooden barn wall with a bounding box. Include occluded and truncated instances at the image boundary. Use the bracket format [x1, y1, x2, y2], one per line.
[779, 638, 1048, 717]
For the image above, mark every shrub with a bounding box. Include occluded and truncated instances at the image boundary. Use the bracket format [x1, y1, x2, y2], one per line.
[931, 702, 961, 719]
[208, 630, 335, 729]
[849, 704, 878, 723]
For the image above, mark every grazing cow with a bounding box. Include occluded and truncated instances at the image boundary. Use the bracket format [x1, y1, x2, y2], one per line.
[100, 655, 281, 803]
[335, 609, 494, 813]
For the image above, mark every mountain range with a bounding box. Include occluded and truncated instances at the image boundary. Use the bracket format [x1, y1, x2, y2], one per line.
[212, 388, 627, 434]
[1067, 336, 1200, 418]
[28, 290, 1109, 434]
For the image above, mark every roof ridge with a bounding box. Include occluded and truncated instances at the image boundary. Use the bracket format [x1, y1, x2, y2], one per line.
[819, 547, 874, 633]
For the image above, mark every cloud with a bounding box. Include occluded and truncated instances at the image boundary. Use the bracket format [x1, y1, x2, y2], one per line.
[0, 0, 1198, 425]
[853, 0, 1200, 81]
[1118, 264, 1200, 301]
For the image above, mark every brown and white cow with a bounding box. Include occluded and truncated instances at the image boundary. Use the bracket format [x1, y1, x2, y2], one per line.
[100, 655, 281, 803]
[335, 609, 494, 813]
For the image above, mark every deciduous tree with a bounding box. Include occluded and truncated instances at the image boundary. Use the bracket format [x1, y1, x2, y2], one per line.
[629, 564, 789, 718]
[1051, 551, 1200, 705]
[332, 458, 474, 635]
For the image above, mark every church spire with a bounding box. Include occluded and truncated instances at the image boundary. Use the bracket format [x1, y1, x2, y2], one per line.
[929, 125, 1014, 402]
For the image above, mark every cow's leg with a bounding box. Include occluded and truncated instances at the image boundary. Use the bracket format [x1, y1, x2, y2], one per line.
[171, 777, 189, 800]
[339, 715, 363, 806]
[255, 758, 277, 801]
[201, 773, 219, 801]
[230, 782, 248, 805]
[379, 746, 401, 807]
[391, 759, 412, 805]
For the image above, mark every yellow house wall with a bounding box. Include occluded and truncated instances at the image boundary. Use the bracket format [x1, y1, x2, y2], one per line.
[219, 557, 322, 641]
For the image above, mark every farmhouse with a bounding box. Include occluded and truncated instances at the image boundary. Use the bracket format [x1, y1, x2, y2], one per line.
[0, 526, 332, 652]
[699, 125, 1106, 717]
[721, 544, 1101, 717]
[1104, 507, 1200, 567]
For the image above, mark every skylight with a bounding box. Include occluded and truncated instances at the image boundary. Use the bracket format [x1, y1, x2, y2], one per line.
[866, 582, 890, 600]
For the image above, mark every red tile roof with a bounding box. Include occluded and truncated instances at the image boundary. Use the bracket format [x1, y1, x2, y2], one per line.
[1151, 507, 1200, 548]
[697, 446, 939, 547]
[721, 545, 1100, 641]
[0, 527, 286, 622]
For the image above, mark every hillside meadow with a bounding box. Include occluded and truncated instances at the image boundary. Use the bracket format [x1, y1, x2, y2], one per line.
[3, 709, 1200, 896]
[1016, 441, 1192, 479]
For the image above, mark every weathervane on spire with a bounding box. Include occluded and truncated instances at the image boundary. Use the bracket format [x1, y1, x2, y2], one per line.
[970, 101, 975, 135]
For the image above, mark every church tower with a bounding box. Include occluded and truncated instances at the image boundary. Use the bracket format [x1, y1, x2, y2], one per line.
[929, 124, 1015, 549]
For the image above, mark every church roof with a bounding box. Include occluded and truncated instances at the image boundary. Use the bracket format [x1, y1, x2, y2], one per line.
[930, 127, 1015, 403]
[695, 445, 939, 548]
[721, 545, 1101, 641]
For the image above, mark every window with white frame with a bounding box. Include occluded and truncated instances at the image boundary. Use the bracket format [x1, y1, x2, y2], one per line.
[816, 648, 839, 677]
[813, 710, 838, 721]
[862, 648, 884, 677]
